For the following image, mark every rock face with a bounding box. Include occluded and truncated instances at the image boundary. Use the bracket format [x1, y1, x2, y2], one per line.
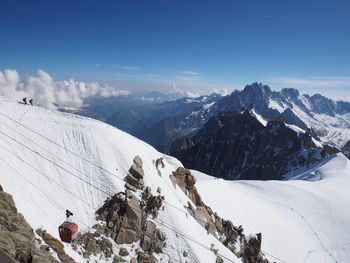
[36, 228, 76, 263]
[71, 231, 113, 259]
[94, 156, 166, 258]
[342, 140, 350, 159]
[126, 155, 145, 191]
[0, 184, 60, 263]
[95, 191, 166, 254]
[170, 167, 270, 263]
[171, 110, 338, 180]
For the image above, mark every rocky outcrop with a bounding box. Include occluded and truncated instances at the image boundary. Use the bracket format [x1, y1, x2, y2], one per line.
[341, 140, 350, 159]
[170, 168, 270, 263]
[36, 229, 76, 263]
[0, 184, 60, 263]
[125, 156, 145, 191]
[94, 156, 166, 260]
[171, 110, 338, 180]
[71, 231, 113, 259]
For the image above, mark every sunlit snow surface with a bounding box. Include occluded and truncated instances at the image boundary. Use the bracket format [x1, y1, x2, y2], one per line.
[195, 154, 350, 263]
[0, 96, 349, 263]
[0, 97, 238, 263]
[268, 97, 350, 148]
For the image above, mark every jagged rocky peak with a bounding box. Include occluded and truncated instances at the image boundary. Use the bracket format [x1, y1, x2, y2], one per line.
[241, 82, 272, 102]
[0, 185, 61, 263]
[280, 88, 300, 100]
[87, 155, 166, 262]
[309, 93, 336, 115]
[169, 167, 270, 263]
[171, 111, 338, 180]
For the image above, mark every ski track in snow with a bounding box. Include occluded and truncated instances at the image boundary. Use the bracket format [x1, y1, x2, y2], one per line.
[194, 154, 350, 263]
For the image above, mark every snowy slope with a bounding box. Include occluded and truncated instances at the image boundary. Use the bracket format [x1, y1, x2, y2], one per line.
[195, 153, 350, 263]
[0, 97, 239, 263]
[268, 96, 350, 148]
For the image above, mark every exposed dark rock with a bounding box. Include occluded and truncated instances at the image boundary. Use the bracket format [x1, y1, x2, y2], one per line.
[119, 247, 129, 256]
[129, 155, 145, 180]
[36, 228, 76, 262]
[239, 234, 269, 263]
[113, 255, 128, 262]
[94, 156, 166, 256]
[129, 164, 144, 180]
[171, 111, 338, 180]
[0, 185, 59, 263]
[341, 140, 350, 159]
[125, 183, 138, 192]
[169, 168, 270, 263]
[126, 173, 144, 190]
[72, 232, 113, 259]
[140, 221, 165, 253]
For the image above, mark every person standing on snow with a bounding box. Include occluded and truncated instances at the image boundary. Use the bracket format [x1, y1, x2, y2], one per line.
[29, 99, 33, 106]
[22, 97, 27, 105]
[65, 210, 73, 219]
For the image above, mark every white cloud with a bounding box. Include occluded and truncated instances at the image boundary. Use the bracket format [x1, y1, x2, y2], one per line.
[184, 91, 200, 98]
[214, 88, 229, 96]
[273, 76, 350, 88]
[121, 65, 140, 70]
[0, 69, 130, 110]
[178, 70, 201, 81]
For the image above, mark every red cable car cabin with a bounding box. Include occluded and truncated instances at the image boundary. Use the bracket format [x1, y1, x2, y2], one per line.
[59, 221, 78, 243]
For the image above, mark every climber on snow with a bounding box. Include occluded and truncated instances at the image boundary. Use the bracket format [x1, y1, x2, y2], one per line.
[22, 97, 28, 105]
[29, 98, 33, 106]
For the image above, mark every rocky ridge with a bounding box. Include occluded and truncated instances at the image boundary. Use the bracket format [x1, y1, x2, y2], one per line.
[71, 156, 167, 263]
[170, 167, 270, 263]
[0, 184, 61, 263]
[170, 110, 338, 180]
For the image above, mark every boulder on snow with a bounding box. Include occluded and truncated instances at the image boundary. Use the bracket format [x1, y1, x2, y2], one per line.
[72, 232, 113, 259]
[140, 220, 165, 253]
[118, 247, 129, 256]
[129, 164, 144, 179]
[126, 173, 144, 190]
[36, 228, 75, 263]
[133, 155, 143, 168]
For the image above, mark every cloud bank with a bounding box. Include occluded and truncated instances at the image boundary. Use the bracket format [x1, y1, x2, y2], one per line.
[273, 76, 350, 88]
[0, 69, 130, 110]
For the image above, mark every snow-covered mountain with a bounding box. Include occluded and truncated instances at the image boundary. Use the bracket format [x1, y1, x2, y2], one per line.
[0, 97, 262, 263]
[198, 83, 350, 149]
[97, 83, 350, 155]
[195, 153, 350, 263]
[170, 109, 338, 180]
[0, 96, 349, 263]
[106, 93, 222, 150]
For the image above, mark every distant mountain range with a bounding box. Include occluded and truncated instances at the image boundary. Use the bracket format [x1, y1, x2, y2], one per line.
[170, 110, 338, 180]
[75, 83, 350, 179]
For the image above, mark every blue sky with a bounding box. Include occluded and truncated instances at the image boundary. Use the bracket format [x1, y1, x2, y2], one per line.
[1, 0, 350, 97]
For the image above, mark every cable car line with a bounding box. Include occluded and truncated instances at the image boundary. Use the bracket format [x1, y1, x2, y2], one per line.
[0, 119, 114, 195]
[0, 154, 91, 229]
[0, 133, 241, 263]
[0, 143, 238, 263]
[0, 140, 98, 212]
[0, 129, 112, 199]
[0, 113, 313, 262]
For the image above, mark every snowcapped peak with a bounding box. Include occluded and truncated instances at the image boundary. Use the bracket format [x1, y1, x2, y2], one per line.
[280, 87, 300, 100]
[242, 82, 272, 98]
[0, 96, 261, 263]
